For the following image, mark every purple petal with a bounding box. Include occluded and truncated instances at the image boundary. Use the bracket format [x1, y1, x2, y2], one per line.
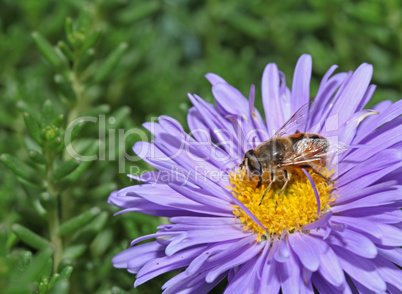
[345, 123, 402, 164]
[118, 184, 230, 217]
[289, 233, 323, 271]
[165, 225, 251, 256]
[302, 211, 332, 230]
[262, 63, 285, 136]
[187, 94, 239, 156]
[248, 84, 268, 142]
[374, 254, 402, 291]
[303, 169, 320, 215]
[277, 251, 301, 294]
[378, 248, 402, 267]
[112, 241, 165, 273]
[311, 71, 348, 128]
[205, 240, 264, 283]
[338, 109, 379, 146]
[168, 183, 232, 212]
[330, 215, 382, 239]
[185, 239, 238, 276]
[332, 247, 386, 293]
[334, 180, 396, 204]
[274, 237, 290, 263]
[291, 54, 312, 113]
[328, 63, 373, 126]
[356, 84, 377, 111]
[354, 100, 402, 143]
[222, 255, 260, 294]
[337, 150, 402, 193]
[212, 83, 249, 117]
[260, 259, 281, 294]
[314, 71, 353, 132]
[205, 73, 227, 85]
[313, 229, 377, 258]
[312, 273, 349, 294]
[169, 216, 235, 226]
[135, 246, 207, 286]
[336, 206, 402, 224]
[130, 232, 181, 247]
[332, 186, 402, 212]
[187, 107, 212, 143]
[317, 244, 345, 287]
[376, 224, 402, 247]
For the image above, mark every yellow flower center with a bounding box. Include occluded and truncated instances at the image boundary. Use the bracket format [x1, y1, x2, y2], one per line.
[229, 168, 335, 240]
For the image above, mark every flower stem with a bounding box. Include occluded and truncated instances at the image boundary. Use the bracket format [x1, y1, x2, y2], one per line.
[45, 152, 63, 272]
[48, 208, 63, 271]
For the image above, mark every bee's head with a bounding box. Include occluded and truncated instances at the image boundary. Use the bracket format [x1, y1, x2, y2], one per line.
[240, 149, 262, 177]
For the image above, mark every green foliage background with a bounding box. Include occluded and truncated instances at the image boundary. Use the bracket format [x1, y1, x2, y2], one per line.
[0, 0, 401, 293]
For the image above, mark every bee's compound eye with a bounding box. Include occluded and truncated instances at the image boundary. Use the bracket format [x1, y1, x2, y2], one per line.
[243, 150, 262, 175]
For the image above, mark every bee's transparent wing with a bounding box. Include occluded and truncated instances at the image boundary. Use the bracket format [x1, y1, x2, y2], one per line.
[281, 138, 349, 167]
[273, 103, 312, 138]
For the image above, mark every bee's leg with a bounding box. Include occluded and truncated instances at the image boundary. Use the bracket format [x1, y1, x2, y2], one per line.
[300, 165, 334, 184]
[258, 172, 275, 206]
[275, 170, 291, 210]
[278, 170, 291, 195]
[256, 176, 262, 188]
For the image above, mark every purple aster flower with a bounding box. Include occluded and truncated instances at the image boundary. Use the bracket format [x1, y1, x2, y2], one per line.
[109, 54, 402, 293]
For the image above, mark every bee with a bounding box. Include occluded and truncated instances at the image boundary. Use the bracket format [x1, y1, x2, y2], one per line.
[240, 104, 338, 205]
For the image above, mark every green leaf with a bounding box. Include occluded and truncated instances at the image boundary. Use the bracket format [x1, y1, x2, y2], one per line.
[118, 1, 160, 23]
[57, 41, 75, 61]
[82, 28, 102, 51]
[10, 251, 32, 280]
[41, 100, 55, 128]
[86, 104, 110, 117]
[49, 280, 69, 294]
[23, 112, 42, 144]
[39, 192, 57, 211]
[76, 48, 96, 72]
[65, 17, 75, 45]
[111, 286, 128, 294]
[28, 149, 48, 165]
[32, 32, 64, 69]
[12, 224, 53, 250]
[64, 120, 85, 145]
[58, 207, 101, 236]
[59, 265, 73, 280]
[62, 244, 86, 259]
[0, 154, 39, 184]
[228, 13, 268, 39]
[53, 159, 80, 180]
[85, 211, 108, 234]
[107, 106, 131, 130]
[90, 228, 113, 257]
[51, 114, 65, 128]
[6, 232, 18, 250]
[39, 276, 49, 294]
[93, 43, 128, 83]
[89, 182, 117, 199]
[48, 273, 60, 290]
[41, 257, 53, 280]
[8, 248, 53, 290]
[73, 211, 108, 241]
[61, 143, 99, 184]
[54, 74, 76, 101]
[33, 198, 48, 218]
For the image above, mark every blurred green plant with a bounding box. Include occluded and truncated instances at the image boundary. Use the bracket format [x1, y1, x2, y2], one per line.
[0, 0, 401, 293]
[0, 7, 159, 293]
